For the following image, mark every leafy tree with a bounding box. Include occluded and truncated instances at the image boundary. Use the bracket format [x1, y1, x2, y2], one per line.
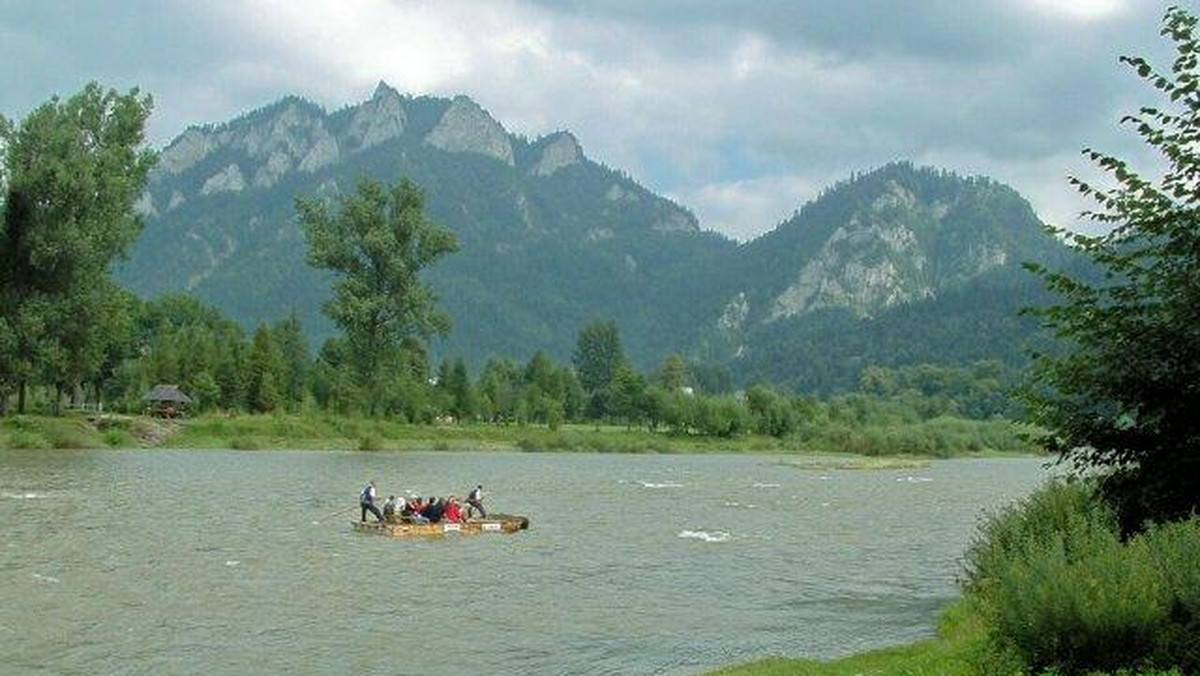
[188, 371, 221, 412]
[659, 352, 688, 390]
[746, 384, 799, 438]
[272, 313, 310, 410]
[1024, 6, 1200, 529]
[479, 357, 520, 422]
[0, 83, 155, 412]
[556, 366, 586, 421]
[311, 338, 355, 414]
[610, 362, 647, 426]
[245, 325, 284, 413]
[572, 319, 625, 394]
[298, 177, 458, 414]
[447, 358, 475, 420]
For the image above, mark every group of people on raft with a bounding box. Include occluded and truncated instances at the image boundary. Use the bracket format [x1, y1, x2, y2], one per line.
[359, 481, 486, 525]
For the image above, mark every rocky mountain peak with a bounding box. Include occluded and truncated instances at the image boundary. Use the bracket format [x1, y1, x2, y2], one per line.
[424, 95, 514, 166]
[744, 162, 1050, 324]
[371, 80, 400, 101]
[531, 131, 583, 176]
[157, 127, 222, 177]
[346, 81, 407, 151]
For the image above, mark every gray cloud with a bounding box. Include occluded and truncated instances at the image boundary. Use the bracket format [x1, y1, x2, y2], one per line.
[0, 0, 1181, 239]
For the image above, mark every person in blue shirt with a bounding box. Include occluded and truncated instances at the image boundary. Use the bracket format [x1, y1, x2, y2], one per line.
[359, 481, 384, 523]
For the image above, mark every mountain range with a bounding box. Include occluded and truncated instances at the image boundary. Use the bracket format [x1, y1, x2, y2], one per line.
[118, 83, 1073, 393]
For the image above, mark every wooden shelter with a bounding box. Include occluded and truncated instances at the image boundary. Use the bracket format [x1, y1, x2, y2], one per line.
[144, 384, 192, 418]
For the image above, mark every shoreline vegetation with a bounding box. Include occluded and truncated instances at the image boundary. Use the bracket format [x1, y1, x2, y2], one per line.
[0, 411, 1039, 457]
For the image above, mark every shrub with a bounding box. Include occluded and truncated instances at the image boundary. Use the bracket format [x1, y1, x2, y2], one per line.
[964, 482, 1200, 674]
[1140, 518, 1200, 672]
[963, 480, 1117, 589]
[228, 436, 261, 450]
[5, 429, 49, 450]
[357, 434, 383, 451]
[102, 428, 135, 447]
[43, 424, 95, 449]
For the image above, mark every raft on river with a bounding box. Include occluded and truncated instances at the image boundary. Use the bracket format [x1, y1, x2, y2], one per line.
[353, 514, 530, 538]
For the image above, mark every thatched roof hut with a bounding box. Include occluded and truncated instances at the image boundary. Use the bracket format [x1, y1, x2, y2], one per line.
[144, 384, 192, 404]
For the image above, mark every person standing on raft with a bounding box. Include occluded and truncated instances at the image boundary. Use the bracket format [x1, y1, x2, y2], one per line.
[360, 481, 384, 523]
[467, 485, 486, 518]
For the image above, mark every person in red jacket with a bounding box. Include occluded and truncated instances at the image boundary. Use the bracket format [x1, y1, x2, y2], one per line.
[443, 496, 464, 523]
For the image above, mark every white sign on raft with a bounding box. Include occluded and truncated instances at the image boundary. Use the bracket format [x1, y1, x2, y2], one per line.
[482, 523, 501, 532]
[443, 523, 462, 533]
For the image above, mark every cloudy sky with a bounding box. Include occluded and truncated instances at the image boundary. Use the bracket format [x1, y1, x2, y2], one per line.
[0, 1, 1181, 239]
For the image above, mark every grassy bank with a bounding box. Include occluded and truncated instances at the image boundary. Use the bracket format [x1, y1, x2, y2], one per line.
[0, 411, 1040, 457]
[707, 599, 1183, 676]
[709, 601, 984, 676]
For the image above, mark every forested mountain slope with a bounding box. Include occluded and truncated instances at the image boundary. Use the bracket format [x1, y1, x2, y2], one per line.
[120, 87, 1076, 392]
[120, 83, 732, 367]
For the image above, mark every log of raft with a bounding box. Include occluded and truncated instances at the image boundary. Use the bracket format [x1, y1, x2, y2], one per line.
[353, 514, 530, 538]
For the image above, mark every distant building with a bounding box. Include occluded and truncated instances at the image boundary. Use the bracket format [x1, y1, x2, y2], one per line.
[144, 384, 192, 418]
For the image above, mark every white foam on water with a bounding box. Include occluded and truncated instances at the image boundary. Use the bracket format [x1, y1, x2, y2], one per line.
[751, 482, 781, 488]
[30, 573, 60, 584]
[3, 492, 51, 500]
[897, 476, 934, 483]
[678, 530, 731, 543]
[638, 481, 683, 489]
[723, 501, 757, 509]
[225, 560, 240, 567]
[821, 502, 831, 507]
[310, 521, 320, 525]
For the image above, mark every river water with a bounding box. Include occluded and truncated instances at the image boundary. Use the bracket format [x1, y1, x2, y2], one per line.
[0, 449, 1047, 675]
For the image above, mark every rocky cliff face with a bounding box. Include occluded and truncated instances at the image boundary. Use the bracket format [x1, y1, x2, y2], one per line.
[701, 163, 1059, 365]
[531, 131, 582, 176]
[424, 96, 514, 165]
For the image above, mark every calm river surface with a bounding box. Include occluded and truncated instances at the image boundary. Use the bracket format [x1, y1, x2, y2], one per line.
[0, 449, 1047, 675]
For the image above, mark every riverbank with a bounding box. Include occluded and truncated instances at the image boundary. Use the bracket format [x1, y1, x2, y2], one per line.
[0, 411, 1039, 456]
[708, 601, 982, 675]
[706, 600, 1181, 676]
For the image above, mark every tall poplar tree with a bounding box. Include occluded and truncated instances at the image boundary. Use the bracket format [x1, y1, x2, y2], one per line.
[298, 177, 458, 414]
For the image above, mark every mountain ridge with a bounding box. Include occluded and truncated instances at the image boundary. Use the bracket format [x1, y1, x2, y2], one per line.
[119, 86, 1071, 392]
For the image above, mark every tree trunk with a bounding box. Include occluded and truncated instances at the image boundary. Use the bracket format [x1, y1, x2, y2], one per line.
[18, 380, 26, 414]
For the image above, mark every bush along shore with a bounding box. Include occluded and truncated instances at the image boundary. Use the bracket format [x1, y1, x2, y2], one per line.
[0, 411, 1037, 456]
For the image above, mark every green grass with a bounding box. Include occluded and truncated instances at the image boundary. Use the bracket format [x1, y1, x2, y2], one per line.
[0, 412, 1039, 458]
[706, 599, 1183, 676]
[776, 456, 934, 471]
[0, 414, 105, 449]
[709, 601, 983, 676]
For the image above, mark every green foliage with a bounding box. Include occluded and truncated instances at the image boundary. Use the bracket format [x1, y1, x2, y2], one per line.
[357, 434, 383, 451]
[297, 176, 457, 412]
[0, 83, 155, 412]
[228, 436, 262, 451]
[572, 319, 625, 394]
[1023, 6, 1200, 529]
[272, 313, 309, 410]
[102, 427, 135, 448]
[964, 481, 1200, 675]
[746, 384, 800, 437]
[246, 325, 284, 413]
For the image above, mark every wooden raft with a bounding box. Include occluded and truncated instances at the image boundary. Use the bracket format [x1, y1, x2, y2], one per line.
[353, 514, 530, 538]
